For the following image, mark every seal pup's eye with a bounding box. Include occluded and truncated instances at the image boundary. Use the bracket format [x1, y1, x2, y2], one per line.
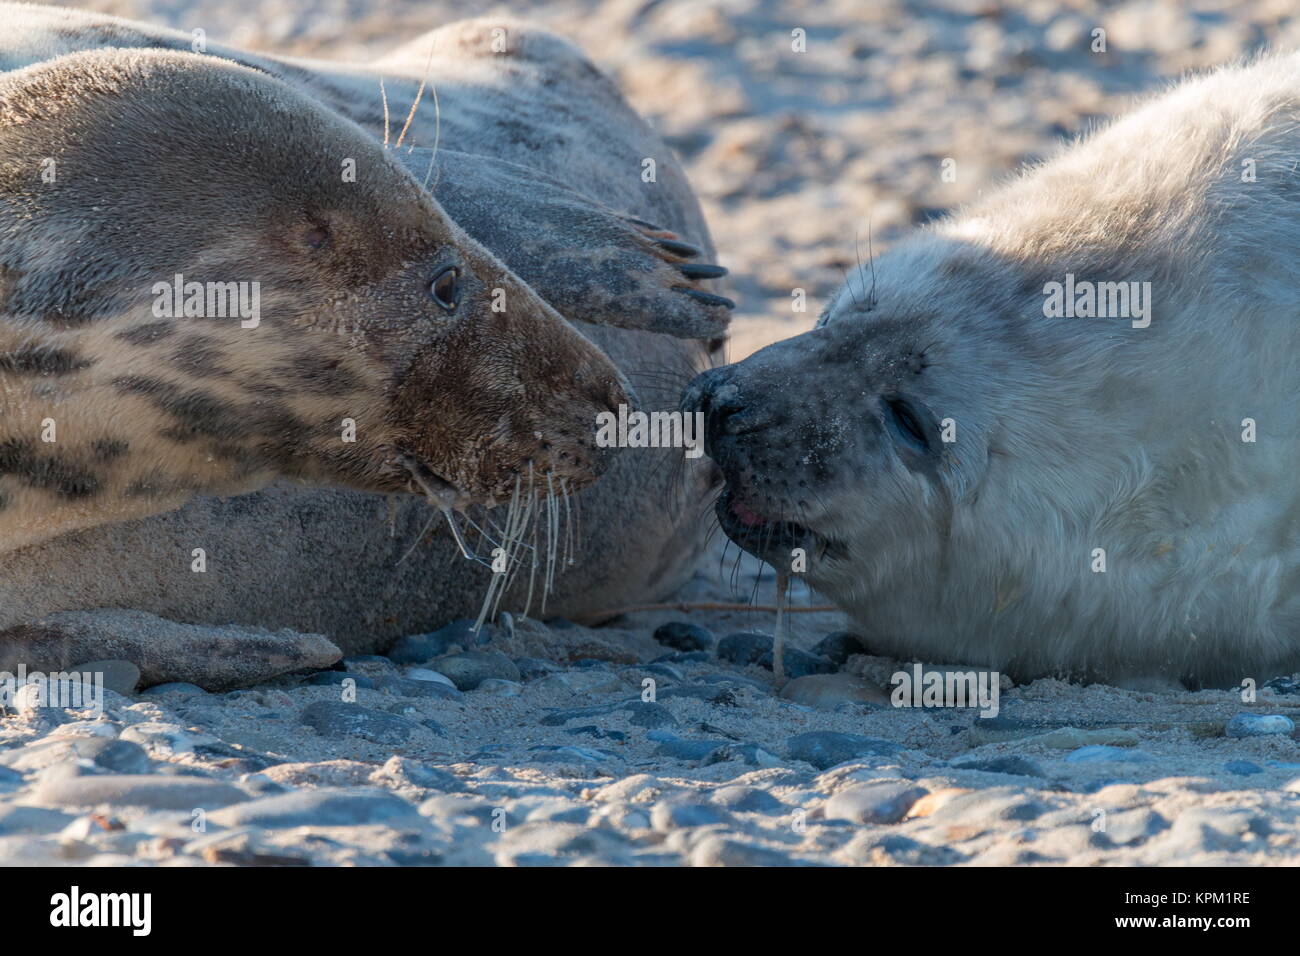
[885, 396, 930, 452]
[429, 267, 460, 311]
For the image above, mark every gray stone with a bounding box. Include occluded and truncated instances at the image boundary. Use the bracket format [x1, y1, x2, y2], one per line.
[435, 650, 520, 690]
[654, 738, 729, 761]
[209, 788, 426, 829]
[824, 781, 928, 824]
[300, 701, 420, 745]
[69, 737, 152, 775]
[1064, 745, 1153, 763]
[716, 632, 772, 665]
[389, 620, 493, 664]
[70, 660, 140, 696]
[779, 673, 886, 709]
[758, 647, 836, 678]
[691, 835, 798, 866]
[653, 621, 713, 652]
[811, 631, 870, 666]
[651, 798, 732, 830]
[540, 699, 676, 729]
[1102, 808, 1170, 846]
[0, 609, 341, 692]
[950, 754, 1047, 777]
[786, 732, 905, 770]
[709, 785, 784, 813]
[34, 774, 250, 810]
[701, 742, 782, 767]
[1225, 713, 1295, 738]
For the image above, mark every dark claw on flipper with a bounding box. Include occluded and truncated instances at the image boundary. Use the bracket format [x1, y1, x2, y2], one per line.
[674, 287, 736, 309]
[678, 263, 728, 280]
[656, 238, 703, 259]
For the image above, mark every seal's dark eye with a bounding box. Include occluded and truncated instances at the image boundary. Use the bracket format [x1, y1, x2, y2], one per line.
[429, 267, 460, 311]
[885, 397, 929, 451]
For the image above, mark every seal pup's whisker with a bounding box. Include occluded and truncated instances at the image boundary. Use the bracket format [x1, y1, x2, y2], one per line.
[773, 570, 790, 684]
[379, 77, 390, 147]
[396, 505, 439, 565]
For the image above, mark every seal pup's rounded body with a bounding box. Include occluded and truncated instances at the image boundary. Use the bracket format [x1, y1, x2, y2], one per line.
[0, 6, 726, 648]
[687, 53, 1300, 686]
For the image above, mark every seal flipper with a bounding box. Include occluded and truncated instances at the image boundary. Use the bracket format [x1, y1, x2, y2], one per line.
[400, 148, 733, 341]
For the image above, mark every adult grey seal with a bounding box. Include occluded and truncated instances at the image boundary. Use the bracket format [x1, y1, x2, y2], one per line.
[0, 5, 729, 654]
[686, 52, 1300, 686]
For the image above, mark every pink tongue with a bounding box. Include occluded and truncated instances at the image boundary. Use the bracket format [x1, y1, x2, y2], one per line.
[732, 499, 767, 527]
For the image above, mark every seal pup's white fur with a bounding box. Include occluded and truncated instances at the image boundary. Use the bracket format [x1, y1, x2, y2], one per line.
[694, 52, 1300, 685]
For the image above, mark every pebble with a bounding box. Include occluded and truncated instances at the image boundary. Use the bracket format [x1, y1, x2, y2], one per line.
[786, 732, 905, 770]
[369, 756, 465, 793]
[1064, 745, 1154, 763]
[1101, 807, 1170, 845]
[702, 743, 783, 768]
[533, 669, 625, 695]
[306, 671, 377, 690]
[1224, 760, 1264, 776]
[380, 677, 460, 700]
[541, 699, 676, 729]
[1225, 713, 1295, 738]
[70, 660, 141, 696]
[209, 788, 426, 829]
[388, 620, 492, 664]
[758, 648, 835, 678]
[811, 631, 869, 666]
[403, 668, 457, 688]
[650, 798, 732, 831]
[716, 631, 771, 665]
[709, 785, 784, 813]
[526, 745, 614, 764]
[949, 755, 1047, 777]
[34, 774, 250, 811]
[300, 701, 420, 745]
[434, 650, 520, 690]
[691, 835, 796, 866]
[653, 621, 713, 652]
[477, 678, 523, 696]
[514, 657, 560, 681]
[0, 610, 342, 691]
[779, 673, 887, 709]
[653, 737, 730, 761]
[69, 737, 152, 775]
[823, 781, 928, 824]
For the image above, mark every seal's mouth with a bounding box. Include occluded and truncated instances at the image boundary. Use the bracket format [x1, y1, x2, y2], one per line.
[393, 451, 474, 511]
[715, 487, 841, 564]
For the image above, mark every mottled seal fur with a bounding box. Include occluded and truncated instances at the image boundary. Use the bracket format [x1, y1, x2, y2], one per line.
[0, 5, 728, 651]
[687, 53, 1300, 686]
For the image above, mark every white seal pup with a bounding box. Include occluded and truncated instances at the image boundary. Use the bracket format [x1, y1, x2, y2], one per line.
[686, 52, 1300, 686]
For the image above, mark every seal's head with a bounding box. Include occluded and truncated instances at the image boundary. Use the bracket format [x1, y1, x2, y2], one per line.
[0, 49, 629, 535]
[681, 235, 1032, 588]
